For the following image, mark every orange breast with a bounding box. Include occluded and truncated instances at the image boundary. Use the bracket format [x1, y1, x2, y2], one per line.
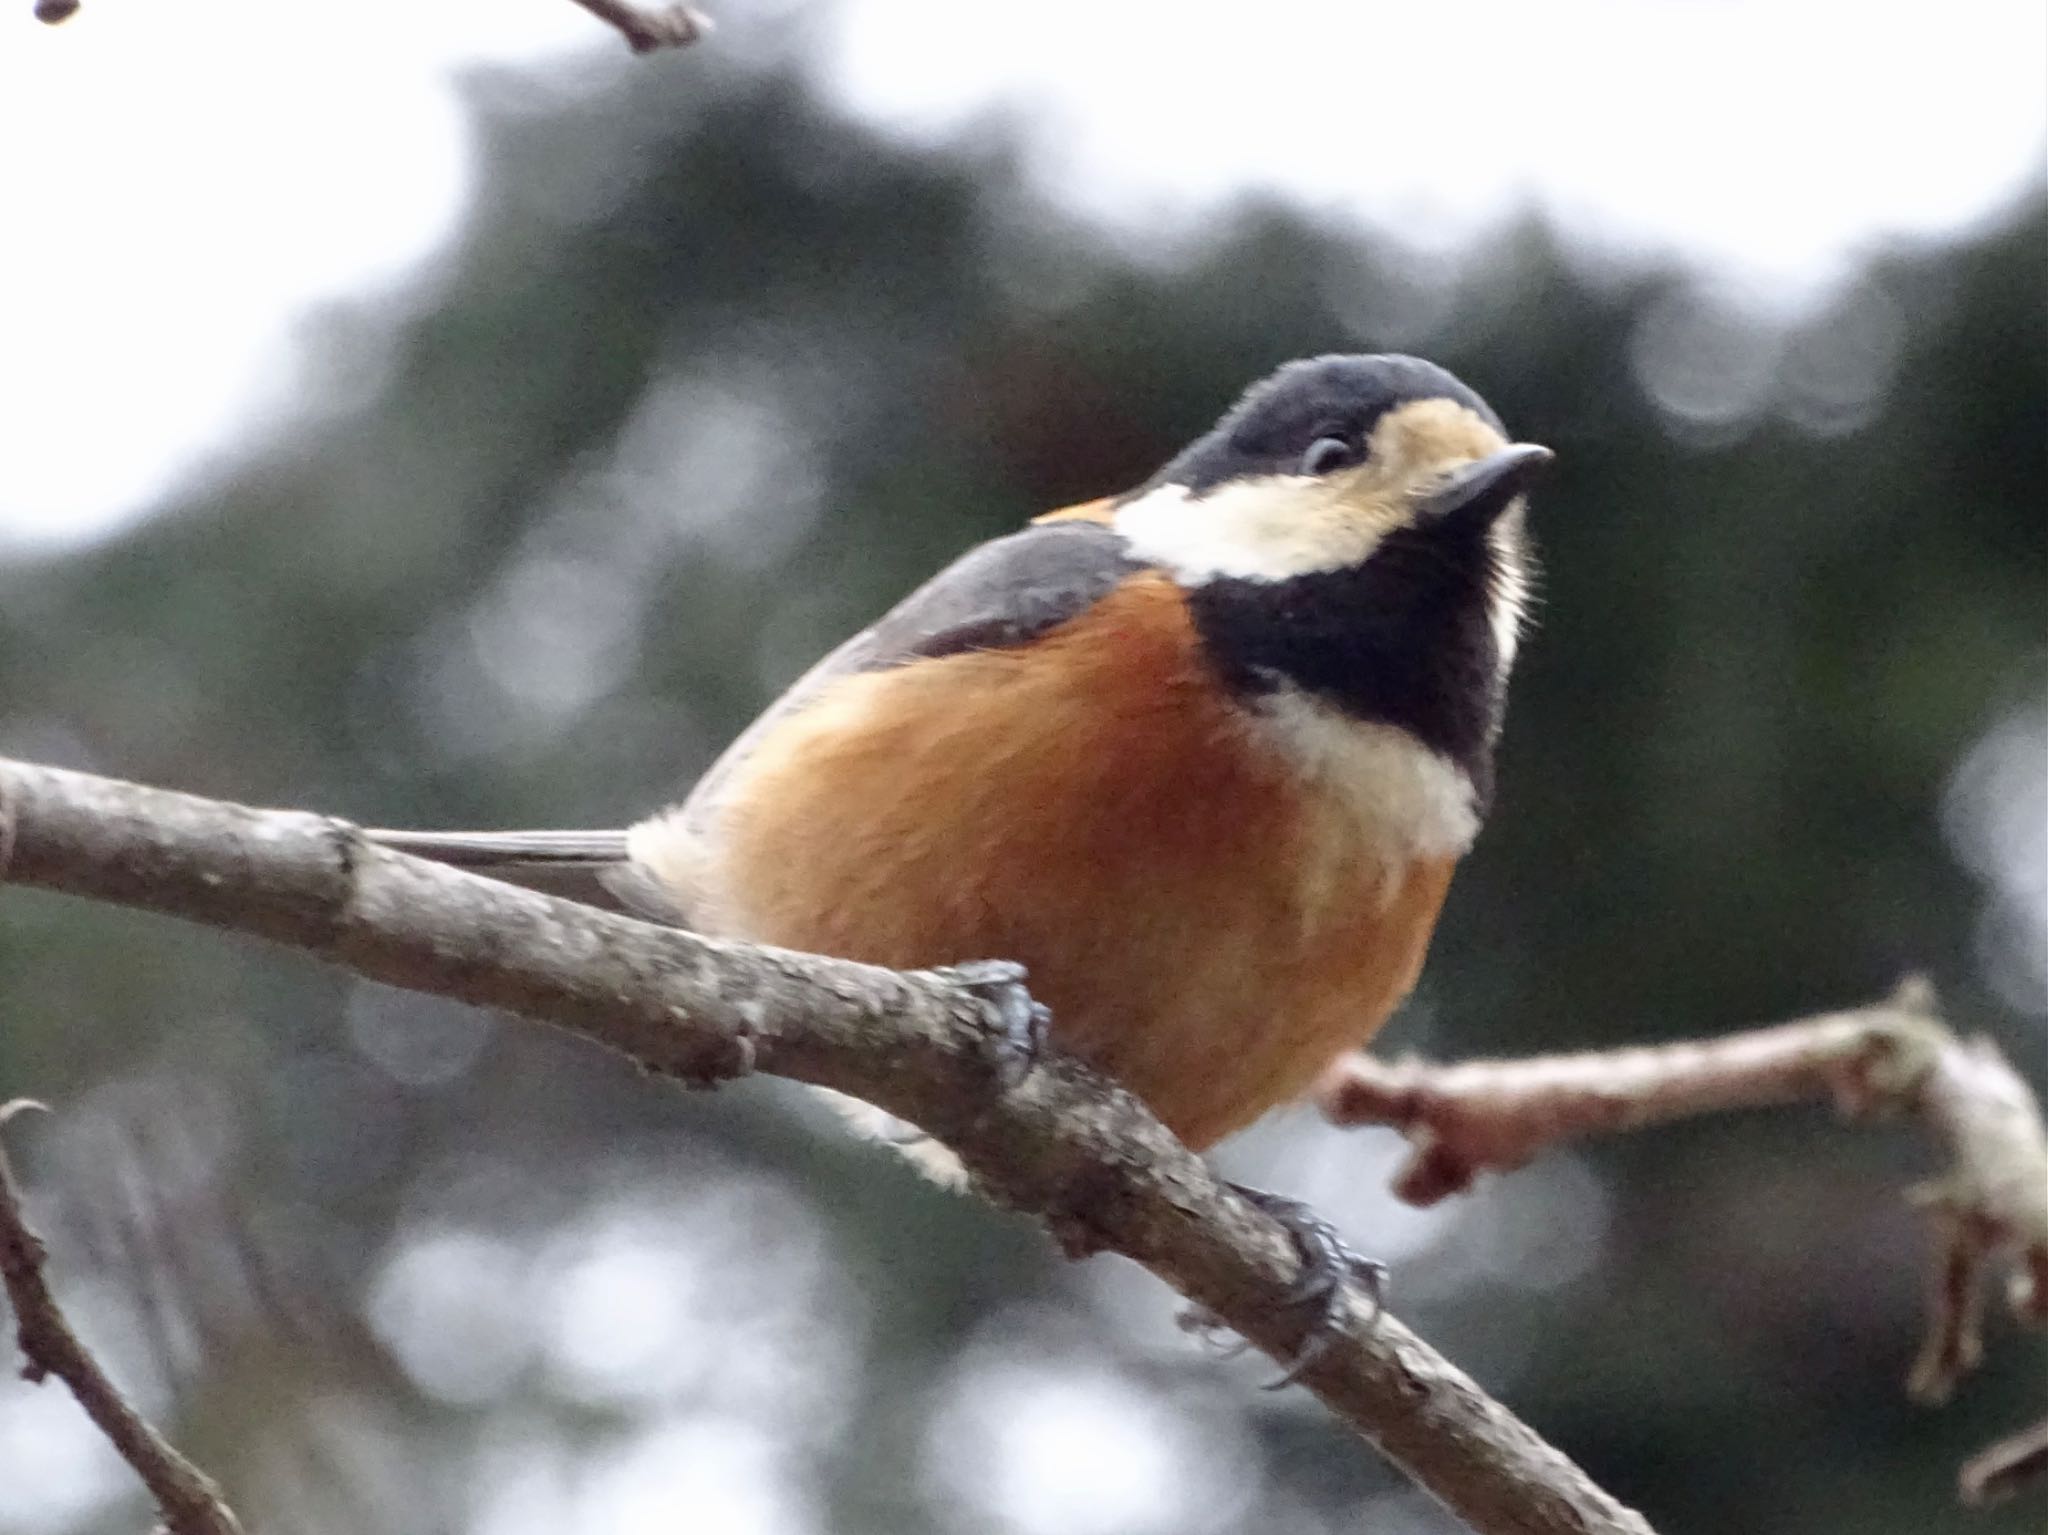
[706, 574, 1457, 1149]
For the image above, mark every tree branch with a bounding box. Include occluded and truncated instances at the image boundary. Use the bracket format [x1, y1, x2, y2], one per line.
[1963, 1413, 2048, 1508]
[0, 755, 1657, 1535]
[1315, 979, 2048, 1495]
[570, 0, 712, 54]
[33, 0, 715, 45]
[0, 1101, 245, 1535]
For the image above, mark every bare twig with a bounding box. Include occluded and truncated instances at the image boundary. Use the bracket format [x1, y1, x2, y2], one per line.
[570, 0, 712, 53]
[33, 0, 714, 44]
[0, 755, 1658, 1535]
[1315, 977, 2048, 1494]
[0, 1102, 245, 1535]
[1904, 1017, 2048, 1399]
[1962, 1413, 2048, 1508]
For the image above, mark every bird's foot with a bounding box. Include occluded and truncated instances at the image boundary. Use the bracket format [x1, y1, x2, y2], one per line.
[1182, 1183, 1388, 1389]
[931, 959, 1051, 1088]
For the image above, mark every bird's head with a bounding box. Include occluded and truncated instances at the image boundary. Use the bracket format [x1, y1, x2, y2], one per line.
[1114, 354, 1552, 802]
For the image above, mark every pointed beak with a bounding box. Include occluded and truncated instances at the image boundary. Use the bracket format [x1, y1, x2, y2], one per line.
[1421, 443, 1554, 532]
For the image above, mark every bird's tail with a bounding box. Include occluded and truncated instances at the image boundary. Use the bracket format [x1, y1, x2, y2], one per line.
[361, 827, 675, 916]
[361, 828, 631, 866]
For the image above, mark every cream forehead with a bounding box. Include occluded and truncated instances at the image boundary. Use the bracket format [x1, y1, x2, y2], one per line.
[1363, 398, 1510, 473]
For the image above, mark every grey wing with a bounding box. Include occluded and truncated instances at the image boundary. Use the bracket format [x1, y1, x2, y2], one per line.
[665, 518, 1144, 841]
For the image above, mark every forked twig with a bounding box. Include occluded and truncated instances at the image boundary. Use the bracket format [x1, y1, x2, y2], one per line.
[0, 1101, 245, 1535]
[1317, 976, 2048, 1499]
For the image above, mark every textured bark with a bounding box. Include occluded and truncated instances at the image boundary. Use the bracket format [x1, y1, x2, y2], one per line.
[0, 756, 1655, 1535]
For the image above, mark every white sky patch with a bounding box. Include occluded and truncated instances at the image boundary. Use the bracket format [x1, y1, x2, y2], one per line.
[822, 0, 2047, 279]
[1, 0, 2042, 547]
[0, 1379, 136, 1531]
[0, 0, 603, 550]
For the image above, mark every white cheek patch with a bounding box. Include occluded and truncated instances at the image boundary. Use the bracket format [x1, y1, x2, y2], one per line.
[1252, 688, 1482, 859]
[1111, 478, 1389, 585]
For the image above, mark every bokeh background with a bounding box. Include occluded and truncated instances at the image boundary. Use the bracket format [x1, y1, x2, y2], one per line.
[1, 3, 2043, 1533]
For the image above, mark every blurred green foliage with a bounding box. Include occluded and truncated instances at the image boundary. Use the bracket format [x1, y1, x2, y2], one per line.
[0, 27, 2043, 1535]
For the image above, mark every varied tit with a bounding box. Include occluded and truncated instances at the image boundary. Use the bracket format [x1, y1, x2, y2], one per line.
[375, 353, 1548, 1177]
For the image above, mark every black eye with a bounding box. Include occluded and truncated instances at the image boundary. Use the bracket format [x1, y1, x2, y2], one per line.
[1298, 435, 1355, 476]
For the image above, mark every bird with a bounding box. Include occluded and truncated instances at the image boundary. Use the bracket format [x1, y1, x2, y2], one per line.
[370, 353, 1548, 1326]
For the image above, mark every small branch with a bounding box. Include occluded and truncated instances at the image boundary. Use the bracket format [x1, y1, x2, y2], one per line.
[31, 0, 715, 44]
[0, 1102, 245, 1535]
[1906, 1021, 2048, 1399]
[1962, 1413, 2048, 1508]
[570, 0, 712, 53]
[0, 756, 1658, 1535]
[1316, 978, 2048, 1501]
[1315, 982, 2047, 1391]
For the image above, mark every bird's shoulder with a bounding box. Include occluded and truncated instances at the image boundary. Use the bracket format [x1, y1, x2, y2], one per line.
[774, 508, 1157, 711]
[650, 504, 1153, 851]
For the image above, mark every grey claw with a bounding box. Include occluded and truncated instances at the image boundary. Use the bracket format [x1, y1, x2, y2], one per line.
[1224, 1183, 1389, 1390]
[936, 960, 1049, 1087]
[1175, 1304, 1254, 1359]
